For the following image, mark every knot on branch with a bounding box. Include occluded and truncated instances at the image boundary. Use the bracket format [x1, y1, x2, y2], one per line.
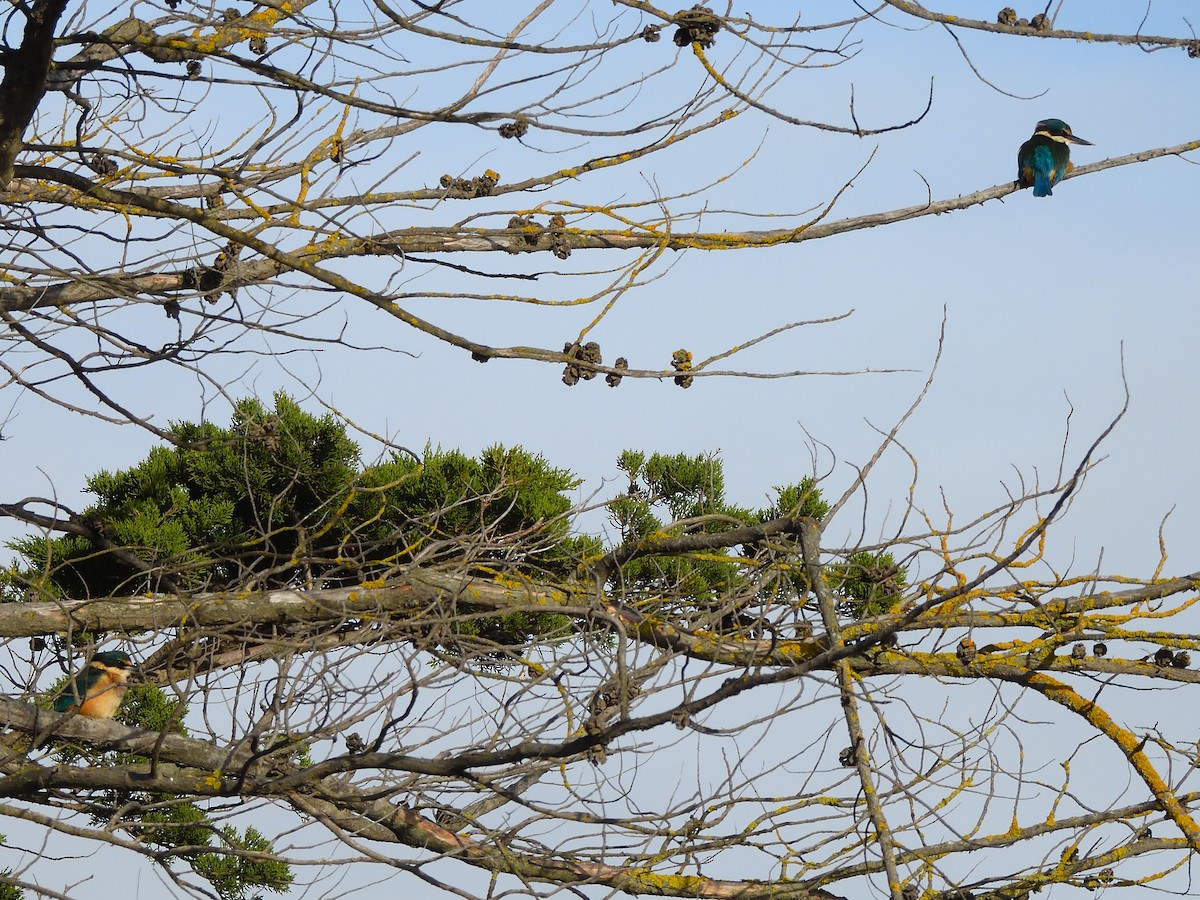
[673, 6, 721, 48]
[671, 348, 693, 388]
[606, 356, 628, 388]
[562, 341, 602, 386]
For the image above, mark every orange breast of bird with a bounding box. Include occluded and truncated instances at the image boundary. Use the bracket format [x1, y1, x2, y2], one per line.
[75, 671, 131, 718]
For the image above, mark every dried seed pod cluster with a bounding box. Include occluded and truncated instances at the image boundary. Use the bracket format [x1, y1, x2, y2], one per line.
[498, 119, 529, 139]
[672, 349, 694, 388]
[956, 638, 977, 665]
[439, 170, 500, 197]
[606, 357, 628, 388]
[562, 341, 602, 386]
[673, 5, 721, 48]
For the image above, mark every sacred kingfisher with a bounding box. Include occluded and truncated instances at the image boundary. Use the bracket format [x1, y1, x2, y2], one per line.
[53, 651, 139, 718]
[1017, 119, 1092, 197]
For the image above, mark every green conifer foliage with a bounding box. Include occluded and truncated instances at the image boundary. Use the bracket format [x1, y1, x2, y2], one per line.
[8, 393, 359, 596]
[5, 398, 903, 655]
[826, 550, 908, 619]
[5, 395, 596, 603]
[193, 826, 294, 900]
[607, 452, 878, 636]
[349, 443, 595, 580]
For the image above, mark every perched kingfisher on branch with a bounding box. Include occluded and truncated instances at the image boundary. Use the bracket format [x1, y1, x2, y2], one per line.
[1017, 119, 1092, 197]
[53, 651, 138, 718]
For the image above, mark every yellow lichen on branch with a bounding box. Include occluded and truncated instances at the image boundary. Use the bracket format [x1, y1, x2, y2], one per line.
[1023, 670, 1200, 850]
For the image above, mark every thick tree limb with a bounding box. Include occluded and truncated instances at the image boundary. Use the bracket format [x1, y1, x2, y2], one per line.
[4, 140, 1195, 314]
[0, 0, 70, 186]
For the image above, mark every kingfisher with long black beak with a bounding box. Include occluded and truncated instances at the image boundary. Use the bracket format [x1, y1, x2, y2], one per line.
[1017, 119, 1092, 197]
[53, 651, 139, 718]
